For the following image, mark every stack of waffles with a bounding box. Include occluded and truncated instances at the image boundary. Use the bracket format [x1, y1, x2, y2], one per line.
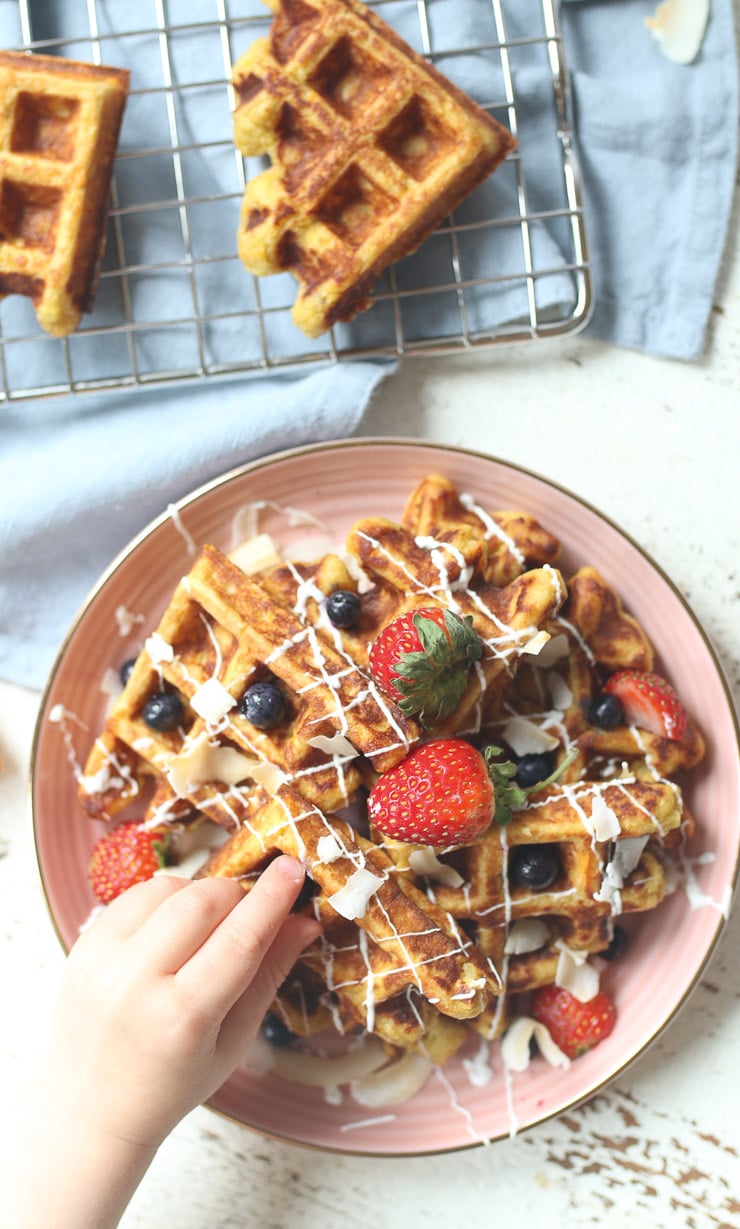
[0, 52, 129, 336]
[231, 0, 517, 337]
[79, 474, 705, 1078]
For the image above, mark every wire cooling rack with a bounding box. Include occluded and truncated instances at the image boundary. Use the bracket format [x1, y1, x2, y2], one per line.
[0, 0, 591, 401]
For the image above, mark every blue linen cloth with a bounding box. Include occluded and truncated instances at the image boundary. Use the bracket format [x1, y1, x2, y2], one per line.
[0, 0, 737, 689]
[561, 0, 738, 358]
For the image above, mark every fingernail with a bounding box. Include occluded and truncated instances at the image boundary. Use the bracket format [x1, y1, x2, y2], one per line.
[276, 855, 305, 884]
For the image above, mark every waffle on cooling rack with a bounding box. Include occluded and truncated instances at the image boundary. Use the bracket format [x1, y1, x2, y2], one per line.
[78, 472, 704, 1091]
[230, 0, 516, 337]
[0, 51, 128, 336]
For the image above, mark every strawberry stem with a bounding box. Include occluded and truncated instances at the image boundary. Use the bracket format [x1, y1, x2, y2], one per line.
[392, 610, 483, 726]
[484, 745, 578, 826]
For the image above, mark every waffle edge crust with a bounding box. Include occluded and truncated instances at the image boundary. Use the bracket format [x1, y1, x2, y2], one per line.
[0, 51, 129, 337]
[232, 0, 517, 337]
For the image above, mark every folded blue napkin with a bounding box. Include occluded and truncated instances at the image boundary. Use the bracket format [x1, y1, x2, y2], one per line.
[0, 363, 386, 690]
[561, 0, 738, 359]
[0, 0, 737, 689]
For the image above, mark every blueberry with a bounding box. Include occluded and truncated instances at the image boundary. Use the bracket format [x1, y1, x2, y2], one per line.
[510, 844, 560, 890]
[141, 690, 184, 731]
[586, 693, 625, 729]
[514, 751, 556, 789]
[601, 925, 629, 962]
[119, 657, 137, 686]
[325, 589, 361, 629]
[261, 1011, 295, 1048]
[239, 680, 287, 729]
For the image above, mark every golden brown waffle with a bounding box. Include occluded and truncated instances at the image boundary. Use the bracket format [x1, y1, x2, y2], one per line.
[0, 51, 129, 336]
[231, 0, 516, 337]
[494, 565, 706, 784]
[79, 542, 420, 824]
[401, 473, 562, 587]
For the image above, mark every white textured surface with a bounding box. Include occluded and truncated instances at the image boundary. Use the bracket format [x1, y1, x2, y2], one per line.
[3, 165, 740, 1229]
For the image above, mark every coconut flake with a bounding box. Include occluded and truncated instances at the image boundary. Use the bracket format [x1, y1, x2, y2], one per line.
[190, 677, 236, 724]
[230, 532, 283, 576]
[547, 671, 573, 712]
[521, 629, 551, 657]
[502, 715, 559, 756]
[504, 918, 550, 955]
[145, 632, 174, 665]
[350, 1052, 433, 1107]
[271, 1037, 387, 1086]
[316, 833, 344, 863]
[645, 0, 710, 64]
[114, 604, 144, 637]
[555, 945, 600, 1003]
[166, 732, 272, 796]
[307, 732, 357, 758]
[530, 632, 570, 670]
[501, 1017, 570, 1072]
[328, 867, 385, 920]
[612, 834, 649, 880]
[408, 847, 465, 888]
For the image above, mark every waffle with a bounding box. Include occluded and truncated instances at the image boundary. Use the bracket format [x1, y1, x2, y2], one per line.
[231, 0, 516, 337]
[400, 472, 562, 588]
[79, 541, 420, 825]
[0, 51, 129, 336]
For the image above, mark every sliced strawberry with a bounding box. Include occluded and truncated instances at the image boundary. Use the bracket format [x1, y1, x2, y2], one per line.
[604, 669, 687, 741]
[531, 985, 616, 1059]
[368, 607, 483, 726]
[88, 822, 168, 903]
[367, 738, 494, 846]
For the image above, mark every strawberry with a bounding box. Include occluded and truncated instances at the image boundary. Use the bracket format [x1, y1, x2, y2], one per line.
[367, 738, 494, 846]
[603, 669, 687, 741]
[88, 822, 168, 903]
[368, 607, 483, 725]
[531, 985, 616, 1059]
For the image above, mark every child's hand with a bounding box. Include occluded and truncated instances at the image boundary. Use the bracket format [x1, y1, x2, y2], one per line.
[42, 856, 320, 1149]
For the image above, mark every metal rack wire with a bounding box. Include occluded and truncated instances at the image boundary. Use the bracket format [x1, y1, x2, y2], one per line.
[0, 0, 591, 401]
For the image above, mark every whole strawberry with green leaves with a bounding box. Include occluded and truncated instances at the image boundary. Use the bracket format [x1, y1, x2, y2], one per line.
[88, 822, 168, 903]
[368, 606, 484, 725]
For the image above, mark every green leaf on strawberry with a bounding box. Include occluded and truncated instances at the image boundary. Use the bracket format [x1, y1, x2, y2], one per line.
[368, 607, 483, 726]
[484, 744, 577, 826]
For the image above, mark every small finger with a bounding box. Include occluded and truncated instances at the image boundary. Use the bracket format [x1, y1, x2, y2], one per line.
[75, 874, 188, 945]
[173, 856, 309, 1019]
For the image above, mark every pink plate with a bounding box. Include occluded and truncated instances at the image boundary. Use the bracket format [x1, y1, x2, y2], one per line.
[32, 438, 740, 1155]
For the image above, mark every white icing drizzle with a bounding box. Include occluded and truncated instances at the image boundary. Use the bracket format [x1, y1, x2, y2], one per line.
[459, 491, 526, 567]
[339, 1114, 397, 1133]
[167, 503, 198, 557]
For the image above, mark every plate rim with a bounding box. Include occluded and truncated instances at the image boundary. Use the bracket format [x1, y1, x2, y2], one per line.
[29, 435, 740, 1156]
